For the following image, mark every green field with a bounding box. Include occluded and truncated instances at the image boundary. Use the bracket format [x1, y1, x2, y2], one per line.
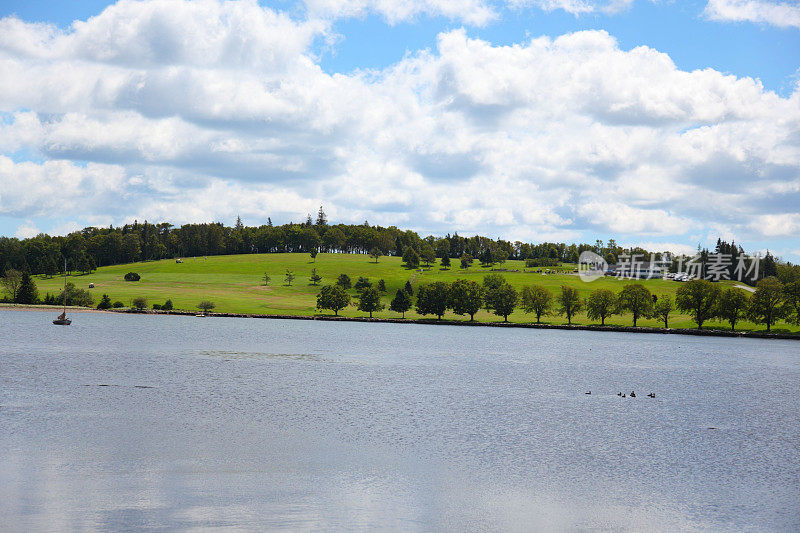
[32, 252, 799, 333]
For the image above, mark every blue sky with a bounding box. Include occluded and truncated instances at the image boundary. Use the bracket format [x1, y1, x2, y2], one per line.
[0, 0, 798, 259]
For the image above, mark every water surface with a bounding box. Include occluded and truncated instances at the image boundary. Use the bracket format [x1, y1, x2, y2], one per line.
[1, 310, 799, 531]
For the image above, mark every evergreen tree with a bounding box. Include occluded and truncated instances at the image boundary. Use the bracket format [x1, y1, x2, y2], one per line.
[310, 248, 318, 262]
[97, 294, 112, 310]
[402, 247, 420, 269]
[389, 288, 412, 318]
[263, 273, 271, 286]
[315, 206, 328, 226]
[440, 255, 451, 269]
[16, 272, 38, 304]
[309, 268, 322, 286]
[460, 254, 473, 269]
[357, 287, 385, 318]
[783, 281, 800, 326]
[377, 279, 387, 292]
[162, 299, 173, 311]
[404, 280, 413, 296]
[354, 276, 371, 291]
[284, 269, 296, 286]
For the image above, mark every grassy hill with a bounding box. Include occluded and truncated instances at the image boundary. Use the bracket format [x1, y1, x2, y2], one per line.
[32, 252, 799, 333]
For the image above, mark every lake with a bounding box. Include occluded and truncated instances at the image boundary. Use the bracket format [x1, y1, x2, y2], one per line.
[1, 309, 798, 531]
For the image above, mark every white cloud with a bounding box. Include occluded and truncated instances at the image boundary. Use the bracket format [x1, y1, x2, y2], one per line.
[14, 220, 40, 239]
[0, 0, 798, 251]
[704, 0, 800, 29]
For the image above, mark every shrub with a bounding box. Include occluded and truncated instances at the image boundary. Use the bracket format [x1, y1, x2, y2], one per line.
[112, 301, 125, 308]
[162, 299, 173, 311]
[132, 297, 147, 310]
[152, 303, 162, 310]
[124, 272, 141, 282]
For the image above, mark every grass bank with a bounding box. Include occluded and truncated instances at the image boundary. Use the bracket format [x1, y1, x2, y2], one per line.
[30, 252, 800, 335]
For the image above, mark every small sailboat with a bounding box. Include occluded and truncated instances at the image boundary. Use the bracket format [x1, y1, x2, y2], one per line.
[53, 260, 71, 325]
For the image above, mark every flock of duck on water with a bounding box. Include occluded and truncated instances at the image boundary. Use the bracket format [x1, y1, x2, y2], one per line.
[584, 391, 656, 398]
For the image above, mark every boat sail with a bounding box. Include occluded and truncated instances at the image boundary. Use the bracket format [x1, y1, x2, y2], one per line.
[53, 259, 71, 325]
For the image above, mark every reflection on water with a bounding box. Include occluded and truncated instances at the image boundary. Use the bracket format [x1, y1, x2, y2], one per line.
[1, 310, 799, 531]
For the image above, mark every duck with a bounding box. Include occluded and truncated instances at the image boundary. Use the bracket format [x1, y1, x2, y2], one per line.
[585, 391, 591, 395]
[622, 394, 626, 398]
[647, 392, 655, 398]
[630, 391, 636, 398]
[617, 392, 622, 396]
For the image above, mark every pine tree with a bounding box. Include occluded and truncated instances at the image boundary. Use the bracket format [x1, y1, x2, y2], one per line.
[315, 206, 328, 226]
[309, 268, 322, 286]
[390, 289, 412, 318]
[16, 272, 38, 304]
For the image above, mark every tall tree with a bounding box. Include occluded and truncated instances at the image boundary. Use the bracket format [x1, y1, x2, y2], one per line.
[440, 255, 451, 269]
[782, 280, 800, 326]
[16, 271, 38, 304]
[747, 278, 785, 332]
[316, 284, 350, 316]
[284, 269, 295, 286]
[1, 269, 22, 304]
[716, 288, 749, 331]
[389, 288, 412, 318]
[420, 243, 436, 267]
[309, 248, 318, 262]
[652, 295, 673, 328]
[520, 285, 552, 323]
[449, 279, 484, 321]
[402, 247, 420, 269]
[558, 285, 583, 325]
[618, 284, 653, 327]
[460, 254, 473, 269]
[315, 206, 328, 226]
[485, 282, 518, 322]
[676, 279, 721, 329]
[357, 286, 385, 318]
[354, 276, 372, 291]
[586, 288, 617, 326]
[415, 282, 450, 319]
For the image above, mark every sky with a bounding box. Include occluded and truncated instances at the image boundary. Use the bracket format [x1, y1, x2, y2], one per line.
[0, 0, 798, 260]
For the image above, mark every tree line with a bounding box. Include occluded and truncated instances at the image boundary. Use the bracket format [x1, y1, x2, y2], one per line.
[1, 207, 704, 278]
[314, 274, 800, 332]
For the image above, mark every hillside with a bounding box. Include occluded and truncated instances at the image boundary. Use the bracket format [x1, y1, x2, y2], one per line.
[31, 252, 799, 333]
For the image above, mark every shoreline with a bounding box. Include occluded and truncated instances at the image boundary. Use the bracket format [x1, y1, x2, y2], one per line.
[3, 303, 797, 341]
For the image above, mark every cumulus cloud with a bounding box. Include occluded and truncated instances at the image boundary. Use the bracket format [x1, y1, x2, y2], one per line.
[0, 0, 798, 253]
[704, 0, 800, 29]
